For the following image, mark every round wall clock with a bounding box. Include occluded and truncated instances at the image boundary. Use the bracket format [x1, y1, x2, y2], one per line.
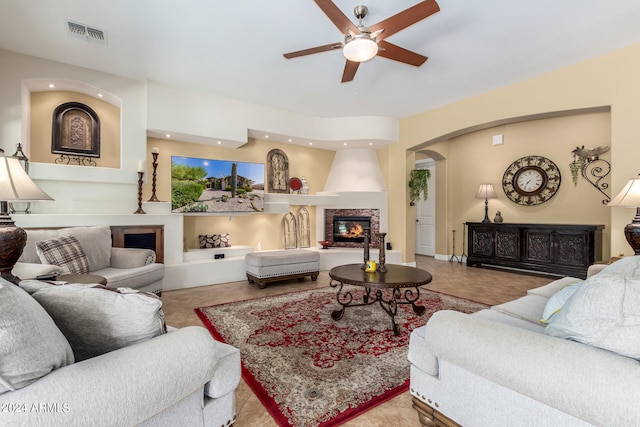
[502, 155, 561, 205]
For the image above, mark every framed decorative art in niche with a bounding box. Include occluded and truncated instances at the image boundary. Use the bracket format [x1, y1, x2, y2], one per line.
[267, 149, 289, 193]
[52, 102, 101, 159]
[297, 206, 310, 248]
[282, 212, 298, 249]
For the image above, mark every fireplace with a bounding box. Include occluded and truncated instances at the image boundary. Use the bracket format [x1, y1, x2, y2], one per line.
[111, 225, 164, 263]
[325, 209, 380, 248]
[333, 216, 371, 243]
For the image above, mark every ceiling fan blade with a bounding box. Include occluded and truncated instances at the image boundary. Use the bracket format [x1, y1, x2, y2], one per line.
[377, 40, 428, 67]
[370, 0, 440, 41]
[341, 60, 360, 83]
[314, 0, 359, 34]
[283, 43, 342, 59]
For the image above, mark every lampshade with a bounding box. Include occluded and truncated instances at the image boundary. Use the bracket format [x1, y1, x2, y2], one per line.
[343, 36, 378, 62]
[0, 156, 53, 202]
[475, 184, 497, 199]
[0, 154, 53, 285]
[608, 175, 640, 207]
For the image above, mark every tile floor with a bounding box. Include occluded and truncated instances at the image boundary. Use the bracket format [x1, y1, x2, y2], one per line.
[162, 256, 553, 427]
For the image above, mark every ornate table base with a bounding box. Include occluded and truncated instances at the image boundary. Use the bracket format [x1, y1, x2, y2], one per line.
[329, 264, 432, 336]
[330, 280, 426, 335]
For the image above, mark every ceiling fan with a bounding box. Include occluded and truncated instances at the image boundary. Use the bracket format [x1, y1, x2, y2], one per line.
[283, 0, 440, 83]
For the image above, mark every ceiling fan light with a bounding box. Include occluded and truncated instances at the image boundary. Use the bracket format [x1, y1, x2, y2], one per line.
[343, 36, 378, 62]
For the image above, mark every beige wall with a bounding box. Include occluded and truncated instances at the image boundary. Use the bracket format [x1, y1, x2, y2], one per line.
[422, 112, 612, 258]
[391, 42, 640, 262]
[146, 137, 335, 250]
[30, 91, 121, 168]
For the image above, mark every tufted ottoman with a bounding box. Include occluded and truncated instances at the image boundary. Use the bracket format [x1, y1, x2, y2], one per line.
[245, 249, 320, 289]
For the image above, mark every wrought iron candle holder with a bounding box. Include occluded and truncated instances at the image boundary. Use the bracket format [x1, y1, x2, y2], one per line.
[361, 228, 370, 270]
[377, 232, 388, 273]
[134, 172, 145, 214]
[571, 146, 611, 204]
[148, 151, 160, 202]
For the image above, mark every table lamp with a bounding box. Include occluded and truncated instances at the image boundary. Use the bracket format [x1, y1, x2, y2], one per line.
[608, 174, 640, 254]
[0, 151, 54, 284]
[475, 184, 497, 223]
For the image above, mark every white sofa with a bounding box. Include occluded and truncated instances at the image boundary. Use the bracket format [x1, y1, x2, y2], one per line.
[0, 278, 241, 427]
[12, 225, 164, 295]
[408, 259, 640, 427]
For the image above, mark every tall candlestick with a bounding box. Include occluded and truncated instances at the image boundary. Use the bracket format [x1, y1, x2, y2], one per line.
[152, 147, 159, 154]
[134, 172, 146, 214]
[148, 152, 160, 202]
[361, 228, 370, 270]
[377, 232, 387, 272]
[137, 160, 145, 173]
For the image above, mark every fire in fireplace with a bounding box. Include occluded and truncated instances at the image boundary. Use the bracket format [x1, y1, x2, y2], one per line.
[333, 216, 371, 243]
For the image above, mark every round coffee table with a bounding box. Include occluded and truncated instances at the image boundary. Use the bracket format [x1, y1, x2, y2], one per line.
[329, 263, 432, 335]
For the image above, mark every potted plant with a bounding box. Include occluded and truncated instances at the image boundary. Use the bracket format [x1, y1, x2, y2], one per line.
[408, 169, 431, 206]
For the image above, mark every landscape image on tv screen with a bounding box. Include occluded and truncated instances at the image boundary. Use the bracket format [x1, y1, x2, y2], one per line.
[171, 156, 265, 213]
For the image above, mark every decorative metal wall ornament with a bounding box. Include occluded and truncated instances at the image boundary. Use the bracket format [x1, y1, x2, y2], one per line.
[267, 149, 289, 193]
[282, 212, 297, 249]
[51, 102, 100, 165]
[54, 155, 98, 166]
[297, 206, 310, 248]
[570, 146, 611, 204]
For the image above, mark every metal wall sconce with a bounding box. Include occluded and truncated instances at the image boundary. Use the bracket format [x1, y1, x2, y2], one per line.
[570, 146, 611, 204]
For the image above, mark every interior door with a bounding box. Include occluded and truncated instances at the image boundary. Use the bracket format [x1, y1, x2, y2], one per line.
[415, 160, 436, 256]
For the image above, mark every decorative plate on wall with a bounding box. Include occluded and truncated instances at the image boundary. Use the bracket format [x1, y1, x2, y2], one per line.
[289, 177, 302, 192]
[502, 155, 561, 205]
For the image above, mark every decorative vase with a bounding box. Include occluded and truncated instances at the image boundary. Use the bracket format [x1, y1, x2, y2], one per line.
[494, 211, 503, 223]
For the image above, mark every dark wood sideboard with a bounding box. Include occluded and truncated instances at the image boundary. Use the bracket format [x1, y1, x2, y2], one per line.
[465, 222, 604, 279]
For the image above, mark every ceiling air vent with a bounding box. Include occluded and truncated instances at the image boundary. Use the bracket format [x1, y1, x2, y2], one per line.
[67, 21, 107, 45]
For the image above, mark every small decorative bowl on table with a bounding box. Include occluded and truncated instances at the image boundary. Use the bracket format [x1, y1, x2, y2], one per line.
[318, 240, 332, 249]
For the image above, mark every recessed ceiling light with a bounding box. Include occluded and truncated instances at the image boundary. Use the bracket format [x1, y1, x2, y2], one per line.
[288, 139, 292, 142]
[369, 142, 373, 146]
[165, 134, 171, 138]
[97, 93, 103, 98]
[217, 141, 222, 145]
[343, 142, 348, 146]
[265, 135, 269, 139]
[308, 142, 313, 146]
[48, 84, 55, 88]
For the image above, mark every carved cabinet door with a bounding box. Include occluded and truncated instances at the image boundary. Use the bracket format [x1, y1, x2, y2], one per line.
[524, 230, 553, 263]
[554, 231, 590, 267]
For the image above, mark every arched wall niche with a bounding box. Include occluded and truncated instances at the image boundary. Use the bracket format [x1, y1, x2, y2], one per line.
[21, 78, 122, 168]
[404, 107, 612, 259]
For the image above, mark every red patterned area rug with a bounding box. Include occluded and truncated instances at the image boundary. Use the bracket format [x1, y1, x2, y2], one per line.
[195, 287, 488, 427]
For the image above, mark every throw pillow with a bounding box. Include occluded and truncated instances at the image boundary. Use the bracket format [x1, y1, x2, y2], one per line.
[199, 233, 231, 248]
[35, 236, 90, 274]
[540, 280, 583, 323]
[0, 281, 74, 394]
[545, 271, 640, 360]
[20, 281, 167, 361]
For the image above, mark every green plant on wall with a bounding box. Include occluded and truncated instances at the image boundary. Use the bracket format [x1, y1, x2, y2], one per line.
[569, 145, 586, 186]
[408, 168, 431, 206]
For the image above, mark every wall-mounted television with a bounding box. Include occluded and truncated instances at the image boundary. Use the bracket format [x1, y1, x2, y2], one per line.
[171, 156, 265, 213]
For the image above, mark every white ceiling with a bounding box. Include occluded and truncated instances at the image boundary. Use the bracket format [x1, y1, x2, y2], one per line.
[2, 0, 640, 122]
